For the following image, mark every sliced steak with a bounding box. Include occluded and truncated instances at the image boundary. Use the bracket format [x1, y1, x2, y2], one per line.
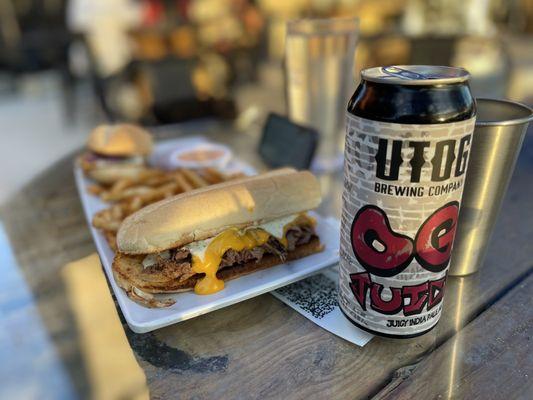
[145, 259, 186, 280]
[220, 247, 265, 267]
[172, 248, 190, 262]
[263, 237, 288, 261]
[286, 225, 315, 251]
[144, 224, 316, 278]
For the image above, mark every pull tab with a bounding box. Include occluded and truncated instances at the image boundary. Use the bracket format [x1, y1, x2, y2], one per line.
[381, 66, 430, 80]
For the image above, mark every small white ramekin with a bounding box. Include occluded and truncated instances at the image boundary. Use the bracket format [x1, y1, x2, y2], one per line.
[168, 143, 233, 170]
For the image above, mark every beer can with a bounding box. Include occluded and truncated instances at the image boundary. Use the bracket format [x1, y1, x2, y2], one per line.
[338, 66, 476, 338]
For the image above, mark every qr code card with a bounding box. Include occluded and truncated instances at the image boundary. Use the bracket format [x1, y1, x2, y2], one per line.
[272, 267, 373, 346]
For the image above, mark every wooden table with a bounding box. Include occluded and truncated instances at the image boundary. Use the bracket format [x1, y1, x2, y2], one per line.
[1, 121, 532, 399]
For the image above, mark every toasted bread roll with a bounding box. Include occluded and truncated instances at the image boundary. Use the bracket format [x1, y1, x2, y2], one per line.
[87, 124, 153, 156]
[117, 169, 321, 254]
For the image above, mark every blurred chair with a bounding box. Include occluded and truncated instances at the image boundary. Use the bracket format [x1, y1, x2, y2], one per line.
[410, 35, 511, 99]
[0, 0, 78, 119]
[356, 33, 512, 100]
[410, 36, 459, 65]
[86, 55, 237, 125]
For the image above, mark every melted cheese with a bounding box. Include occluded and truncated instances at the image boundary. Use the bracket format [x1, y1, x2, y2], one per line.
[191, 228, 271, 295]
[186, 213, 316, 295]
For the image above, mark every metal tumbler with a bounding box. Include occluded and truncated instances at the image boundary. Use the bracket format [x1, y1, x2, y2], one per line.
[449, 98, 533, 276]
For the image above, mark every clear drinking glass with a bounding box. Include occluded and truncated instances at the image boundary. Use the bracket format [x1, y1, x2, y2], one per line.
[285, 18, 358, 172]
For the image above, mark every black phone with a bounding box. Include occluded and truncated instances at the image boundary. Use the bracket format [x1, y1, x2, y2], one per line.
[258, 113, 318, 169]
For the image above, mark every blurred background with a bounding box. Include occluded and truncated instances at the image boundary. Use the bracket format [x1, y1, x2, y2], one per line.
[1, 0, 532, 202]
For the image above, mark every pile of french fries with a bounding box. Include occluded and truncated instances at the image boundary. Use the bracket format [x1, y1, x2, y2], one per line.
[91, 167, 245, 250]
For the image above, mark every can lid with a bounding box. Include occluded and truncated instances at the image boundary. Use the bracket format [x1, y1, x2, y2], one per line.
[361, 65, 470, 86]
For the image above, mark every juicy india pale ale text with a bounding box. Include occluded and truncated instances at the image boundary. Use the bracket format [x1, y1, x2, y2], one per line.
[338, 66, 476, 337]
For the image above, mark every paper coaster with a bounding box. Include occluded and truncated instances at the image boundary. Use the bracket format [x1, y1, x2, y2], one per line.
[271, 267, 373, 346]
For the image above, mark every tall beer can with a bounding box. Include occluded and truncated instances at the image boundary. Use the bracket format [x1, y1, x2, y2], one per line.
[338, 66, 476, 338]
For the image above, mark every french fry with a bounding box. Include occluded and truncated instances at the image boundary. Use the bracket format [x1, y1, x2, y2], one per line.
[91, 168, 211, 202]
[144, 174, 174, 186]
[103, 230, 118, 251]
[102, 186, 153, 202]
[92, 211, 122, 232]
[228, 172, 247, 180]
[173, 171, 194, 192]
[138, 182, 179, 203]
[110, 178, 135, 195]
[128, 196, 143, 213]
[130, 169, 165, 183]
[87, 184, 104, 195]
[182, 168, 209, 188]
[202, 167, 225, 184]
[163, 189, 175, 198]
[110, 204, 123, 220]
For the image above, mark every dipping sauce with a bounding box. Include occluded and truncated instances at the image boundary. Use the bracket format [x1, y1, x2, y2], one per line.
[169, 143, 232, 170]
[178, 149, 225, 163]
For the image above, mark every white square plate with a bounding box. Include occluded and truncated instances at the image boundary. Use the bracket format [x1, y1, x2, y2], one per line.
[74, 138, 340, 333]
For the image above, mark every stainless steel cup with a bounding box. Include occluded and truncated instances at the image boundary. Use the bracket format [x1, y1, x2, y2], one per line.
[449, 98, 533, 276]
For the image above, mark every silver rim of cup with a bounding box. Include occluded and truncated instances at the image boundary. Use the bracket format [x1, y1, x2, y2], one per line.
[475, 98, 533, 127]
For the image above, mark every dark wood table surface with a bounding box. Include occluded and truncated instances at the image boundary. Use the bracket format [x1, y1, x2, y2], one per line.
[1, 121, 532, 400]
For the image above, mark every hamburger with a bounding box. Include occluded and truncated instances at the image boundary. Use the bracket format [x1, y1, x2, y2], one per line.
[79, 123, 153, 184]
[112, 168, 323, 307]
